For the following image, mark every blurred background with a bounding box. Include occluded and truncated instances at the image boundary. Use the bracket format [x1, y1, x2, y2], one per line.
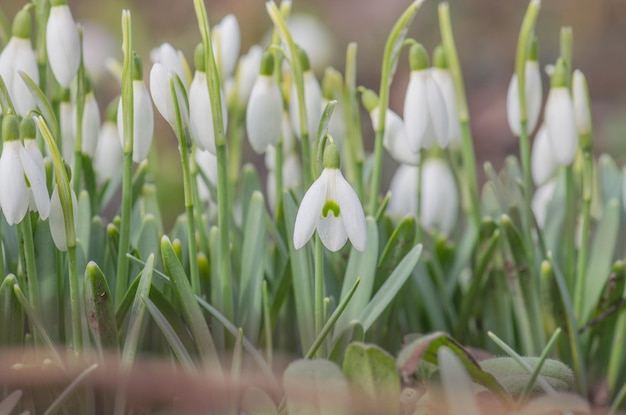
[4, 0, 626, 226]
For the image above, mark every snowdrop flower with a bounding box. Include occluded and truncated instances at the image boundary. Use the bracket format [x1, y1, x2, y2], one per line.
[506, 42, 542, 136]
[189, 44, 228, 154]
[49, 184, 78, 251]
[246, 51, 283, 154]
[150, 62, 189, 133]
[117, 55, 154, 162]
[212, 14, 240, 80]
[95, 100, 123, 183]
[572, 69, 591, 137]
[235, 45, 263, 106]
[293, 142, 366, 252]
[361, 88, 419, 166]
[0, 115, 49, 225]
[531, 125, 557, 186]
[0, 8, 38, 116]
[21, 118, 50, 218]
[532, 179, 556, 229]
[289, 48, 322, 141]
[72, 83, 101, 157]
[150, 42, 190, 89]
[46, 0, 80, 88]
[431, 45, 461, 145]
[286, 14, 334, 73]
[194, 148, 218, 203]
[544, 58, 577, 165]
[403, 43, 448, 150]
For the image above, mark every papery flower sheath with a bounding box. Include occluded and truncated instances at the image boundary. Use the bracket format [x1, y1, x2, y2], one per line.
[544, 58, 577, 166]
[46, 0, 80, 88]
[507, 42, 542, 136]
[246, 51, 282, 154]
[293, 142, 366, 252]
[403, 43, 448, 151]
[289, 48, 322, 141]
[0, 9, 38, 116]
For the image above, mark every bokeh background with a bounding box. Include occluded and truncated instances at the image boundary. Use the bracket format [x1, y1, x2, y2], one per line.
[4, 0, 626, 227]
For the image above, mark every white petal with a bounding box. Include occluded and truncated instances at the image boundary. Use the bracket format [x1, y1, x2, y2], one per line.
[150, 63, 189, 131]
[387, 164, 418, 218]
[421, 158, 458, 235]
[119, 80, 155, 162]
[293, 170, 328, 249]
[531, 125, 557, 186]
[0, 141, 28, 225]
[317, 216, 348, 252]
[236, 45, 263, 105]
[194, 148, 218, 203]
[246, 75, 283, 153]
[189, 71, 228, 154]
[20, 142, 50, 219]
[49, 185, 77, 252]
[213, 14, 240, 79]
[46, 5, 80, 88]
[532, 180, 557, 229]
[372, 108, 420, 166]
[572, 69, 590, 136]
[77, 92, 101, 157]
[403, 71, 430, 152]
[545, 87, 578, 165]
[335, 171, 366, 251]
[426, 73, 449, 146]
[150, 43, 189, 88]
[12, 39, 38, 116]
[290, 71, 322, 141]
[60, 101, 74, 163]
[95, 121, 123, 183]
[432, 68, 460, 145]
[506, 73, 521, 136]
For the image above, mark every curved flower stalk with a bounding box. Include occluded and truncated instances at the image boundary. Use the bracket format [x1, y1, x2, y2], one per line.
[0, 115, 50, 225]
[189, 44, 228, 154]
[46, 0, 81, 88]
[293, 141, 366, 252]
[387, 159, 458, 236]
[544, 58, 577, 166]
[49, 184, 78, 251]
[246, 51, 283, 154]
[431, 45, 461, 146]
[150, 42, 191, 89]
[235, 45, 263, 107]
[150, 62, 189, 132]
[507, 54, 542, 137]
[117, 55, 154, 162]
[530, 125, 557, 186]
[72, 83, 101, 157]
[289, 48, 322, 142]
[212, 14, 240, 80]
[362, 88, 419, 166]
[0, 8, 38, 116]
[403, 43, 448, 151]
[95, 99, 123, 183]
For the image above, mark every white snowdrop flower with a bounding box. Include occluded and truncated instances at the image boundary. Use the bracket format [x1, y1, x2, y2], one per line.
[49, 184, 78, 251]
[289, 49, 322, 141]
[46, 0, 80, 88]
[235, 45, 263, 106]
[287, 14, 334, 73]
[194, 148, 218, 203]
[531, 125, 557, 186]
[507, 59, 542, 136]
[150, 42, 190, 89]
[96, 100, 123, 183]
[387, 164, 418, 219]
[21, 118, 50, 219]
[246, 51, 282, 154]
[59, 94, 74, 164]
[150, 62, 189, 133]
[72, 89, 101, 157]
[0, 9, 38, 116]
[432, 46, 461, 145]
[266, 152, 301, 214]
[532, 179, 557, 229]
[403, 44, 448, 150]
[544, 59, 577, 166]
[572, 69, 591, 136]
[189, 44, 228, 154]
[293, 142, 366, 252]
[117, 56, 154, 162]
[212, 14, 240, 80]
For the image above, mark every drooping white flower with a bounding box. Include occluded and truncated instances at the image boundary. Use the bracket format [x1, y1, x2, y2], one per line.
[46, 0, 80, 88]
[188, 44, 228, 154]
[544, 59, 577, 166]
[0, 9, 38, 116]
[150, 62, 189, 133]
[372, 107, 420, 166]
[246, 51, 283, 154]
[212, 14, 240, 80]
[431, 46, 461, 146]
[531, 125, 557, 186]
[235, 45, 263, 106]
[150, 42, 190, 89]
[532, 179, 557, 229]
[96, 101, 123, 183]
[72, 90, 101, 157]
[117, 56, 154, 162]
[293, 142, 366, 252]
[289, 49, 322, 141]
[507, 59, 542, 136]
[22, 122, 50, 219]
[194, 148, 218, 203]
[572, 69, 591, 136]
[286, 14, 334, 73]
[49, 184, 78, 251]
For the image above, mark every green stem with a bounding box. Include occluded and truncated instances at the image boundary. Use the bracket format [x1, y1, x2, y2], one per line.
[68, 245, 82, 355]
[20, 214, 41, 326]
[574, 148, 592, 319]
[343, 43, 365, 200]
[34, 0, 49, 92]
[180, 139, 201, 294]
[72, 31, 86, 195]
[563, 166, 576, 291]
[274, 140, 284, 219]
[415, 150, 424, 242]
[314, 235, 324, 358]
[227, 109, 243, 186]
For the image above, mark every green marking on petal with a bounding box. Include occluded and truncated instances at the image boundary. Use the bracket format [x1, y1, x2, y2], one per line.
[322, 200, 341, 218]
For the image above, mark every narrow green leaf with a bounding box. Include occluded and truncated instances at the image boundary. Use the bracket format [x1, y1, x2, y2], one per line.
[135, 214, 161, 267]
[359, 244, 422, 331]
[0, 275, 23, 346]
[19, 71, 59, 136]
[43, 364, 98, 415]
[131, 161, 150, 208]
[84, 262, 119, 353]
[376, 217, 415, 290]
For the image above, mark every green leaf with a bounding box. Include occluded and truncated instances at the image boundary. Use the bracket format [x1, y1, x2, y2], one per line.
[283, 359, 351, 415]
[376, 217, 415, 290]
[438, 346, 482, 415]
[161, 236, 220, 372]
[342, 342, 400, 413]
[0, 275, 23, 346]
[0, 390, 22, 415]
[84, 262, 119, 354]
[359, 244, 422, 332]
[19, 71, 59, 137]
[396, 332, 510, 401]
[135, 214, 161, 268]
[76, 190, 92, 260]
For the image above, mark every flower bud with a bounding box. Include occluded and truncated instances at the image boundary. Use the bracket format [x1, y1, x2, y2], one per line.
[46, 0, 81, 88]
[212, 14, 241, 80]
[544, 58, 577, 165]
[572, 69, 591, 137]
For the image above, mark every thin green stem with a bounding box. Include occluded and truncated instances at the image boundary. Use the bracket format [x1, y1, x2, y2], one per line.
[343, 43, 364, 199]
[415, 150, 424, 242]
[68, 246, 81, 355]
[314, 234, 324, 358]
[574, 148, 593, 319]
[20, 214, 41, 329]
[34, 0, 49, 91]
[274, 140, 284, 219]
[262, 281, 272, 366]
[563, 166, 576, 291]
[180, 140, 201, 294]
[72, 29, 86, 195]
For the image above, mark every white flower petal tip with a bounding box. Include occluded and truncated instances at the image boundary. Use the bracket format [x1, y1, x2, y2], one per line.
[49, 185, 78, 252]
[150, 42, 189, 88]
[0, 37, 38, 116]
[189, 71, 228, 154]
[246, 75, 283, 154]
[150, 63, 189, 132]
[213, 14, 241, 79]
[46, 5, 81, 88]
[371, 107, 420, 166]
[573, 70, 591, 136]
[506, 61, 542, 136]
[293, 168, 366, 252]
[545, 87, 578, 166]
[0, 141, 29, 225]
[118, 80, 155, 162]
